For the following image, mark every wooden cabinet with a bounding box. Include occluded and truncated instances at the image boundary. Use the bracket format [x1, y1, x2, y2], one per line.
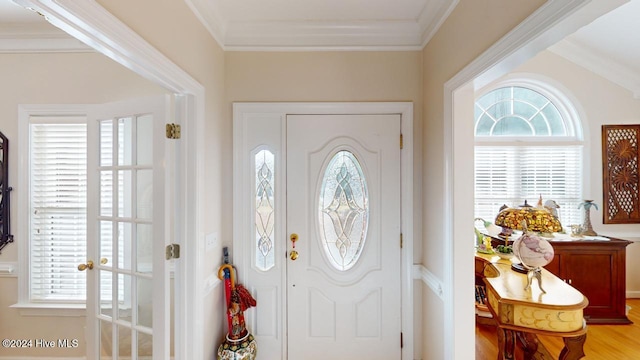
[544, 237, 632, 324]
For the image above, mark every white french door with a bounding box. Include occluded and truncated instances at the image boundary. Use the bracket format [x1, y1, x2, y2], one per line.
[85, 96, 172, 360]
[234, 107, 402, 360]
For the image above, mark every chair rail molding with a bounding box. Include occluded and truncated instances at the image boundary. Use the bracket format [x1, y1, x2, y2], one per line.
[0, 262, 17, 277]
[413, 264, 444, 300]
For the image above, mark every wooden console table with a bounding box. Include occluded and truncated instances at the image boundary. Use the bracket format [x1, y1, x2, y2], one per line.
[476, 254, 589, 360]
[486, 234, 632, 324]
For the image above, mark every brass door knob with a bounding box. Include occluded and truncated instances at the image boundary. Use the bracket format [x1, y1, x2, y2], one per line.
[290, 233, 299, 260]
[78, 258, 107, 271]
[78, 260, 94, 271]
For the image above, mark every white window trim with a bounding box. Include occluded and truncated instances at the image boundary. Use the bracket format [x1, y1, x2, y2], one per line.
[476, 73, 586, 142]
[14, 104, 88, 317]
[473, 75, 587, 225]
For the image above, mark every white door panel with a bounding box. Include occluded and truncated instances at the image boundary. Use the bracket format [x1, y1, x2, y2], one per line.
[86, 96, 172, 360]
[286, 114, 401, 360]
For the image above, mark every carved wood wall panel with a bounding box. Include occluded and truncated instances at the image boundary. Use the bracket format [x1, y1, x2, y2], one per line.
[602, 125, 640, 223]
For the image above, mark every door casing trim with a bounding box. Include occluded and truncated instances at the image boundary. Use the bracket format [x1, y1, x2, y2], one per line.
[233, 101, 414, 360]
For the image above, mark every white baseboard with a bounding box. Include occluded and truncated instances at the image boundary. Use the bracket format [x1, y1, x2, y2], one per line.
[413, 264, 444, 301]
[627, 291, 640, 299]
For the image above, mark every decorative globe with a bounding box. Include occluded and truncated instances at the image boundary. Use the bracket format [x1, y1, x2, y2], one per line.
[512, 232, 554, 269]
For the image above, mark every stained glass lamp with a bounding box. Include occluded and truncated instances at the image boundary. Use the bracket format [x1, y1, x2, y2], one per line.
[494, 200, 562, 236]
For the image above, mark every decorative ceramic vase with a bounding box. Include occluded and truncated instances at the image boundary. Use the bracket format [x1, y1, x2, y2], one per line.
[217, 333, 258, 360]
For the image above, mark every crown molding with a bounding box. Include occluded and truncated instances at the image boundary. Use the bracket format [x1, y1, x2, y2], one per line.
[549, 38, 640, 99]
[0, 23, 91, 53]
[185, 0, 455, 51]
[183, 0, 226, 47]
[418, 0, 459, 47]
[2, 0, 456, 52]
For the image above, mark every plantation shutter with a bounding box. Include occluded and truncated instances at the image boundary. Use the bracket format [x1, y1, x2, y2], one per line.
[30, 118, 87, 302]
[474, 145, 583, 226]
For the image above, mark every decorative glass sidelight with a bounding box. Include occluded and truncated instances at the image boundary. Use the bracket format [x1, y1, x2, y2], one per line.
[319, 150, 369, 271]
[255, 150, 275, 271]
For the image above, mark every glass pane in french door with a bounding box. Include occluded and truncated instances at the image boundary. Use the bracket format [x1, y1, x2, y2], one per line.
[97, 115, 154, 359]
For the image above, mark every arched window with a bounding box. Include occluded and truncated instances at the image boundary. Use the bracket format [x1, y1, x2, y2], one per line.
[474, 80, 583, 227]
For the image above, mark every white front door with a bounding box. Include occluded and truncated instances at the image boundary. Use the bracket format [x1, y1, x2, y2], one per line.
[233, 108, 403, 360]
[86, 97, 172, 359]
[286, 114, 401, 360]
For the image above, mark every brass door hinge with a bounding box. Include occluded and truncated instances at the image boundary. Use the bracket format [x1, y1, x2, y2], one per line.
[400, 233, 403, 248]
[400, 133, 403, 149]
[166, 123, 181, 139]
[166, 244, 180, 259]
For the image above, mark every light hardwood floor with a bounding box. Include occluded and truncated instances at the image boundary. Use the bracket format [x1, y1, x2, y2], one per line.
[476, 298, 640, 359]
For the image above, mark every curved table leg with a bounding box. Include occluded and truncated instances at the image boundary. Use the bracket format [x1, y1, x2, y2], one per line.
[497, 328, 516, 360]
[517, 332, 539, 360]
[559, 333, 587, 360]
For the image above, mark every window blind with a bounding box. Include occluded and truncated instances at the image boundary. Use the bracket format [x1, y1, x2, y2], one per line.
[474, 145, 583, 227]
[30, 121, 87, 302]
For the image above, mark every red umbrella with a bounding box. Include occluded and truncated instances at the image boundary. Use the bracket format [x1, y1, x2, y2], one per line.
[217, 264, 256, 340]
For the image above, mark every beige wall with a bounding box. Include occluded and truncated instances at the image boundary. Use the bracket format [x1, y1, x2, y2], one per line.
[225, 51, 421, 102]
[421, 0, 545, 358]
[0, 52, 164, 358]
[505, 50, 640, 296]
[96, 0, 228, 358]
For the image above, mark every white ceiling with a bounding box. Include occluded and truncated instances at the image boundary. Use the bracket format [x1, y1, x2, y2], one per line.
[214, 0, 429, 21]
[1, 0, 639, 96]
[548, 0, 640, 98]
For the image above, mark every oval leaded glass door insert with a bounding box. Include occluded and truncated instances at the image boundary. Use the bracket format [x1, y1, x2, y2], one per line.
[319, 150, 369, 271]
